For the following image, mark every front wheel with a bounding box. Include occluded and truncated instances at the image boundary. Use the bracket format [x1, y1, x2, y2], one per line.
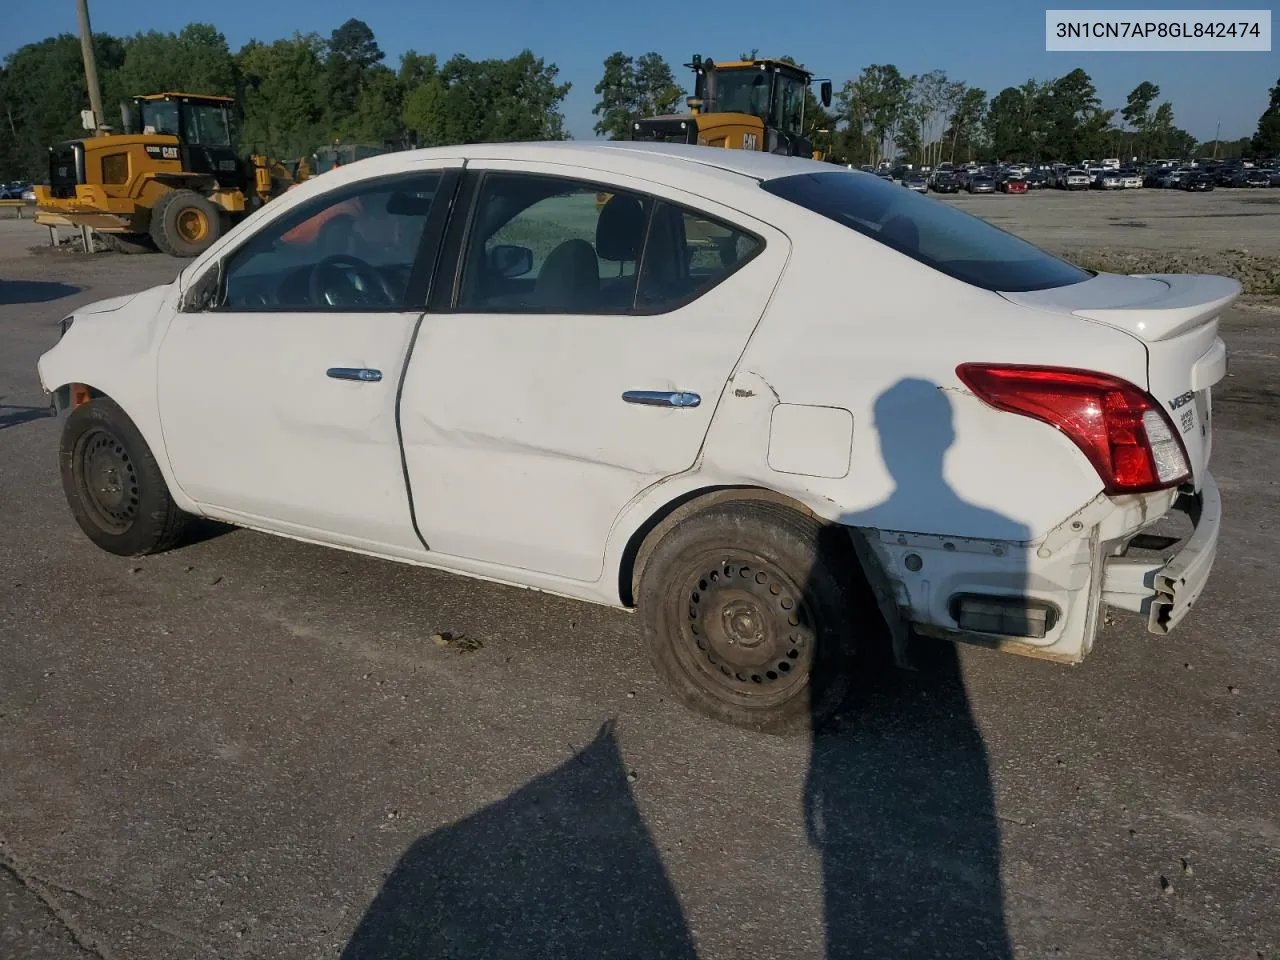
[149, 189, 222, 258]
[637, 501, 868, 735]
[59, 397, 191, 556]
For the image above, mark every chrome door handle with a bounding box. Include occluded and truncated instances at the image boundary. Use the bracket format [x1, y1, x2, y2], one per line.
[622, 390, 701, 408]
[326, 367, 383, 383]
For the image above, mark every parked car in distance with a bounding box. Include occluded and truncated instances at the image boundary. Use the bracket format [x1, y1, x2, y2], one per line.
[967, 174, 996, 193]
[998, 175, 1027, 194]
[1025, 170, 1049, 189]
[1062, 169, 1091, 190]
[35, 141, 1232, 734]
[930, 173, 961, 194]
[1181, 171, 1216, 192]
[1119, 169, 1143, 189]
[1243, 168, 1271, 188]
[1094, 171, 1125, 190]
[903, 172, 929, 193]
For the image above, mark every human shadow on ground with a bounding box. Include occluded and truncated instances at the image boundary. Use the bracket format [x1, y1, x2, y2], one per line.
[805, 377, 1021, 959]
[0, 280, 81, 305]
[0, 403, 54, 431]
[340, 720, 696, 960]
[340, 378, 1020, 960]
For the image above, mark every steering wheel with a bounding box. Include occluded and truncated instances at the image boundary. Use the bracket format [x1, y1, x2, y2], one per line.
[308, 254, 397, 308]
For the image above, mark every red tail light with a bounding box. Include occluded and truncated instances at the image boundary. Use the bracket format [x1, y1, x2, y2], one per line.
[956, 364, 1191, 494]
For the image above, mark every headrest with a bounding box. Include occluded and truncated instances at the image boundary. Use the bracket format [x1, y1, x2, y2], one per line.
[595, 194, 646, 262]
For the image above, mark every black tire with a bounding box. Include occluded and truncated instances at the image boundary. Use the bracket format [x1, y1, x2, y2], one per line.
[149, 188, 222, 258]
[58, 396, 190, 556]
[96, 232, 156, 255]
[637, 500, 869, 736]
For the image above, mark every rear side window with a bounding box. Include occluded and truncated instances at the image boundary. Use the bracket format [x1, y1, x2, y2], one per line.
[761, 171, 1091, 293]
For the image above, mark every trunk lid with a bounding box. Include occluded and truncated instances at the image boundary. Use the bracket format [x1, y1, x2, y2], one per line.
[1001, 272, 1239, 491]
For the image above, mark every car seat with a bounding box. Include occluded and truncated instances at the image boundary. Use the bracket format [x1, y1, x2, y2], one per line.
[533, 238, 599, 311]
[595, 194, 647, 309]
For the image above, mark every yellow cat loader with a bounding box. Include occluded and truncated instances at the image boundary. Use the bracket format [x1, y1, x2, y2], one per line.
[631, 55, 832, 158]
[34, 92, 298, 257]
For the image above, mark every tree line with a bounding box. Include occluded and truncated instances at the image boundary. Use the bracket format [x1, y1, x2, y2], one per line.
[0, 19, 570, 178]
[3, 19, 1278, 180]
[594, 49, 1277, 166]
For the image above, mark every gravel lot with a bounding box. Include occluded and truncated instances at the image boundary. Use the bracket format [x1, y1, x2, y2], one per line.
[2, 193, 1278, 960]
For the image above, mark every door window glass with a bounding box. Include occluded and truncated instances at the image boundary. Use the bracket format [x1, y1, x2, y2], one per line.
[635, 202, 762, 311]
[220, 172, 441, 311]
[456, 173, 651, 314]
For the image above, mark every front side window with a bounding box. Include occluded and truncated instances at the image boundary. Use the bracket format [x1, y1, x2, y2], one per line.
[454, 173, 763, 315]
[220, 172, 441, 311]
[182, 104, 232, 147]
[762, 170, 1091, 293]
[772, 76, 805, 134]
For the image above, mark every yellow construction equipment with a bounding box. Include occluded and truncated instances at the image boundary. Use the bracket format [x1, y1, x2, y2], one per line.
[631, 55, 832, 159]
[33, 92, 301, 257]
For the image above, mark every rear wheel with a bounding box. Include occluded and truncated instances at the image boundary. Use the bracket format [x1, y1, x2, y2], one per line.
[149, 189, 222, 258]
[59, 397, 191, 556]
[637, 501, 868, 735]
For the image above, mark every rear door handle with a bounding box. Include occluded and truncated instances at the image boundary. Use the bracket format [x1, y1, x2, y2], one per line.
[622, 390, 701, 408]
[327, 367, 383, 383]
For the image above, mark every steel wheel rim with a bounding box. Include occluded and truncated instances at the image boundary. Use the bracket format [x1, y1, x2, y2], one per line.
[672, 549, 817, 708]
[176, 208, 208, 243]
[75, 428, 139, 533]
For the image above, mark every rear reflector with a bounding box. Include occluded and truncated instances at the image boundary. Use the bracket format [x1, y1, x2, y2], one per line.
[956, 364, 1191, 494]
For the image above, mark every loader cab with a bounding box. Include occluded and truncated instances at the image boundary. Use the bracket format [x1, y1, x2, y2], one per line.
[632, 54, 832, 158]
[124, 93, 242, 189]
[131, 93, 234, 147]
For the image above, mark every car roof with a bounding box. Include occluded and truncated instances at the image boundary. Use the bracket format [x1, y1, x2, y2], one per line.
[345, 140, 839, 185]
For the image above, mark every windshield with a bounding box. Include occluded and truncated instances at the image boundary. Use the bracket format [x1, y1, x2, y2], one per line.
[762, 170, 1091, 292]
[140, 101, 180, 137]
[710, 68, 772, 118]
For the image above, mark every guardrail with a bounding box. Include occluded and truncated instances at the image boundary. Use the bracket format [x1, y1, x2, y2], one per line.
[0, 199, 35, 219]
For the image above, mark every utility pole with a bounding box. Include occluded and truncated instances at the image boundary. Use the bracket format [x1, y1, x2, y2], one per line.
[74, 0, 106, 133]
[1212, 119, 1221, 159]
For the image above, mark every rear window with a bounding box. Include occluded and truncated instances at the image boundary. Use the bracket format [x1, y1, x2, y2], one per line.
[761, 170, 1091, 292]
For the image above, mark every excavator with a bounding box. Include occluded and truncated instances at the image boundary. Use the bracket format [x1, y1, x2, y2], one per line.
[34, 92, 306, 257]
[631, 54, 833, 159]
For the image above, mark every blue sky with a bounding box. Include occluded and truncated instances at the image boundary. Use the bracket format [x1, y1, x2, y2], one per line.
[4, 0, 1274, 143]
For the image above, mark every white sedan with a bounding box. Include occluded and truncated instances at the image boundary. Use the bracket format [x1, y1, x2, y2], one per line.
[37, 142, 1232, 734]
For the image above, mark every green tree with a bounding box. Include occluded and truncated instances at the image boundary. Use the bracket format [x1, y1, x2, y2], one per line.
[592, 52, 639, 139]
[107, 23, 238, 107]
[237, 33, 329, 159]
[943, 84, 986, 163]
[405, 51, 570, 147]
[339, 64, 404, 145]
[0, 34, 125, 177]
[325, 19, 383, 127]
[1252, 77, 1280, 156]
[1042, 68, 1105, 161]
[837, 64, 911, 165]
[592, 52, 681, 139]
[1120, 81, 1160, 157]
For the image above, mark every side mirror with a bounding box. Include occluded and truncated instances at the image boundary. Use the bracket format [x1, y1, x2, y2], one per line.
[820, 81, 833, 108]
[487, 244, 533, 279]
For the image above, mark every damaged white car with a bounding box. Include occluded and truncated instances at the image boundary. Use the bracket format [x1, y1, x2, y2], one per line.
[38, 142, 1231, 733]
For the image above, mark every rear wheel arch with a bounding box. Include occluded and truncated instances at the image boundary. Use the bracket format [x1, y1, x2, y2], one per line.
[619, 485, 834, 608]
